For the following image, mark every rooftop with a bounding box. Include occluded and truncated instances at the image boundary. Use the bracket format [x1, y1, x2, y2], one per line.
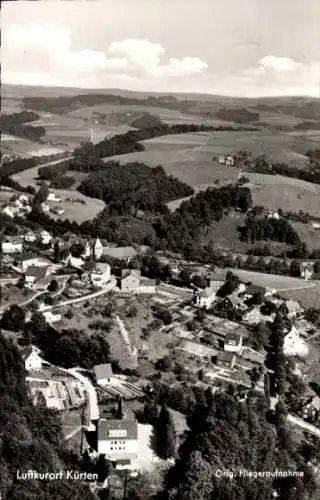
[217, 351, 236, 362]
[25, 265, 49, 279]
[98, 419, 138, 441]
[94, 363, 114, 380]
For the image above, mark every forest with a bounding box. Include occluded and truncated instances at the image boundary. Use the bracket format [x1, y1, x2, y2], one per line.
[0, 111, 46, 142]
[78, 161, 194, 210]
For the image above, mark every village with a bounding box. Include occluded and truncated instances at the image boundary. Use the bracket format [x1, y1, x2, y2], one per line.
[1, 186, 320, 495]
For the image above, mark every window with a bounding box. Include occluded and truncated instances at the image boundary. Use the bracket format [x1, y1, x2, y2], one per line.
[109, 429, 127, 438]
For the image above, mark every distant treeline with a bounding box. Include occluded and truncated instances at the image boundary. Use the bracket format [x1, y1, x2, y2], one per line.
[0, 111, 46, 142]
[22, 93, 190, 114]
[251, 160, 320, 184]
[254, 100, 320, 121]
[215, 107, 260, 123]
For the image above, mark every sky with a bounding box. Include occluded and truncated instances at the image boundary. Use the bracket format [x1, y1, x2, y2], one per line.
[2, 0, 320, 97]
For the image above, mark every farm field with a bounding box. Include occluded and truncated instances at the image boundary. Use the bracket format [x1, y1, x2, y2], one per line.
[205, 130, 312, 167]
[227, 268, 316, 291]
[67, 102, 218, 126]
[290, 222, 320, 251]
[246, 173, 320, 218]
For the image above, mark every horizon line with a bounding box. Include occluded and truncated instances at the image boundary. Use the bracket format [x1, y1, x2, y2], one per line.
[2, 82, 319, 100]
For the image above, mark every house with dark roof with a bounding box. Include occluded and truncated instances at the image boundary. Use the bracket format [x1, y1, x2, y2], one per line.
[94, 363, 114, 385]
[24, 265, 50, 289]
[216, 351, 236, 369]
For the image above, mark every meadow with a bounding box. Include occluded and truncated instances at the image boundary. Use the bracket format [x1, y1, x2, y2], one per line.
[290, 222, 320, 251]
[246, 173, 320, 218]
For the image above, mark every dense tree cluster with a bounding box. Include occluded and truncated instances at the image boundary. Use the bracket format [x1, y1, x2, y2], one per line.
[38, 161, 69, 181]
[215, 107, 260, 123]
[50, 175, 75, 189]
[0, 111, 46, 142]
[78, 162, 194, 210]
[158, 392, 317, 500]
[240, 214, 301, 246]
[24, 317, 111, 369]
[131, 112, 164, 129]
[153, 404, 177, 459]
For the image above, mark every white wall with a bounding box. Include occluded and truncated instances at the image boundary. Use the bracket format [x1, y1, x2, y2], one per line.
[98, 438, 138, 458]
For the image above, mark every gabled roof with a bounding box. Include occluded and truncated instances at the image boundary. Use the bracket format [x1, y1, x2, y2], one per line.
[217, 351, 236, 363]
[25, 265, 49, 279]
[98, 419, 138, 441]
[94, 363, 113, 380]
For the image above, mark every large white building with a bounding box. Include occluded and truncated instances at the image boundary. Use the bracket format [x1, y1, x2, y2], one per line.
[98, 419, 138, 468]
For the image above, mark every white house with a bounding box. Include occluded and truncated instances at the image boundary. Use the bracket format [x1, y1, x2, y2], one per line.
[226, 156, 235, 166]
[1, 238, 23, 254]
[218, 155, 226, 164]
[67, 255, 84, 270]
[284, 326, 309, 357]
[47, 192, 61, 202]
[98, 418, 138, 468]
[93, 238, 103, 260]
[41, 202, 50, 213]
[43, 311, 62, 324]
[90, 263, 111, 286]
[194, 285, 216, 309]
[2, 205, 15, 218]
[24, 231, 37, 243]
[22, 346, 43, 371]
[38, 230, 52, 246]
[224, 332, 243, 353]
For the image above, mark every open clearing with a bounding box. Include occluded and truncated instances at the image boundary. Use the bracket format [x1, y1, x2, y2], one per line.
[228, 268, 316, 291]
